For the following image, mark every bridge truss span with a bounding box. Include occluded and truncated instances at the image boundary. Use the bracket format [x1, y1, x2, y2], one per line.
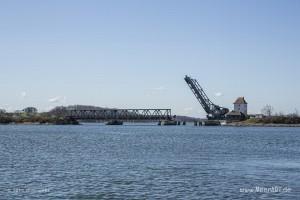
[66, 109, 172, 121]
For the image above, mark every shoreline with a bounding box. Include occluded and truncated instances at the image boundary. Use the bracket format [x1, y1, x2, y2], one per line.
[1, 121, 300, 127]
[225, 123, 300, 127]
[0, 122, 81, 125]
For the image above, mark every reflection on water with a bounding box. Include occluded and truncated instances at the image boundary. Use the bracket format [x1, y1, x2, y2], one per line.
[0, 124, 299, 199]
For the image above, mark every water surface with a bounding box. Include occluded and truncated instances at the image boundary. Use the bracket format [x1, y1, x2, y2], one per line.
[0, 124, 299, 199]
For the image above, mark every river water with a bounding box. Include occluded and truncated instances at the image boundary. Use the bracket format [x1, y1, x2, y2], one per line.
[0, 124, 299, 199]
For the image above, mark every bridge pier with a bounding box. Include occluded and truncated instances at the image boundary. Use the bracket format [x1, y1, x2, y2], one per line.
[202, 120, 221, 126]
[194, 121, 204, 126]
[158, 120, 178, 126]
[106, 120, 123, 125]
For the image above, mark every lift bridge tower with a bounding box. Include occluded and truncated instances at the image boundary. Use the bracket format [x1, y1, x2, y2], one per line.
[184, 75, 229, 120]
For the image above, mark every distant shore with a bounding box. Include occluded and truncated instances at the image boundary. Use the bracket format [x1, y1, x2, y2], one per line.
[2, 110, 300, 127]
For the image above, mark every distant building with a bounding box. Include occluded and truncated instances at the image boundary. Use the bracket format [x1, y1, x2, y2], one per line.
[248, 114, 266, 119]
[22, 107, 38, 114]
[226, 97, 248, 121]
[255, 114, 265, 119]
[233, 97, 248, 115]
[225, 110, 246, 121]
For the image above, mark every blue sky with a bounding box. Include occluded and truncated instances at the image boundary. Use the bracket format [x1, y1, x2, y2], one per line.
[0, 0, 299, 117]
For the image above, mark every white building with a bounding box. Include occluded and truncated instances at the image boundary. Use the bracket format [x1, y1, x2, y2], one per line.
[233, 97, 248, 115]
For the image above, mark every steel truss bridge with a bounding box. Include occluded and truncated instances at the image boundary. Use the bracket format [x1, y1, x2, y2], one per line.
[65, 109, 172, 121]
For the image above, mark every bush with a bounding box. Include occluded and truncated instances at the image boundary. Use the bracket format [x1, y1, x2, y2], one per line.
[0, 116, 13, 124]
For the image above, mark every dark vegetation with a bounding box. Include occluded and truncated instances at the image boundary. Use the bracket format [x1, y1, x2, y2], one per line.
[0, 113, 79, 125]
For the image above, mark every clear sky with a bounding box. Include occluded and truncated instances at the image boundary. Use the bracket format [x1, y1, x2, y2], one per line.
[0, 0, 299, 117]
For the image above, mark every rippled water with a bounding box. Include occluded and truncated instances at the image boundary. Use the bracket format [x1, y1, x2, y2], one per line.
[0, 124, 299, 199]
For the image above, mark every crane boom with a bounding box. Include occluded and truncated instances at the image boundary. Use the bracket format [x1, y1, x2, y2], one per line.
[184, 75, 229, 119]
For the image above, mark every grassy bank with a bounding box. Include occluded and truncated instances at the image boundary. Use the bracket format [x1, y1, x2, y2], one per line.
[246, 116, 300, 124]
[227, 116, 300, 127]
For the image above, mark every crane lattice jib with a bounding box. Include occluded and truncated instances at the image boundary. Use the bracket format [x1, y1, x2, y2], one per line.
[184, 76, 214, 114]
[184, 75, 229, 119]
